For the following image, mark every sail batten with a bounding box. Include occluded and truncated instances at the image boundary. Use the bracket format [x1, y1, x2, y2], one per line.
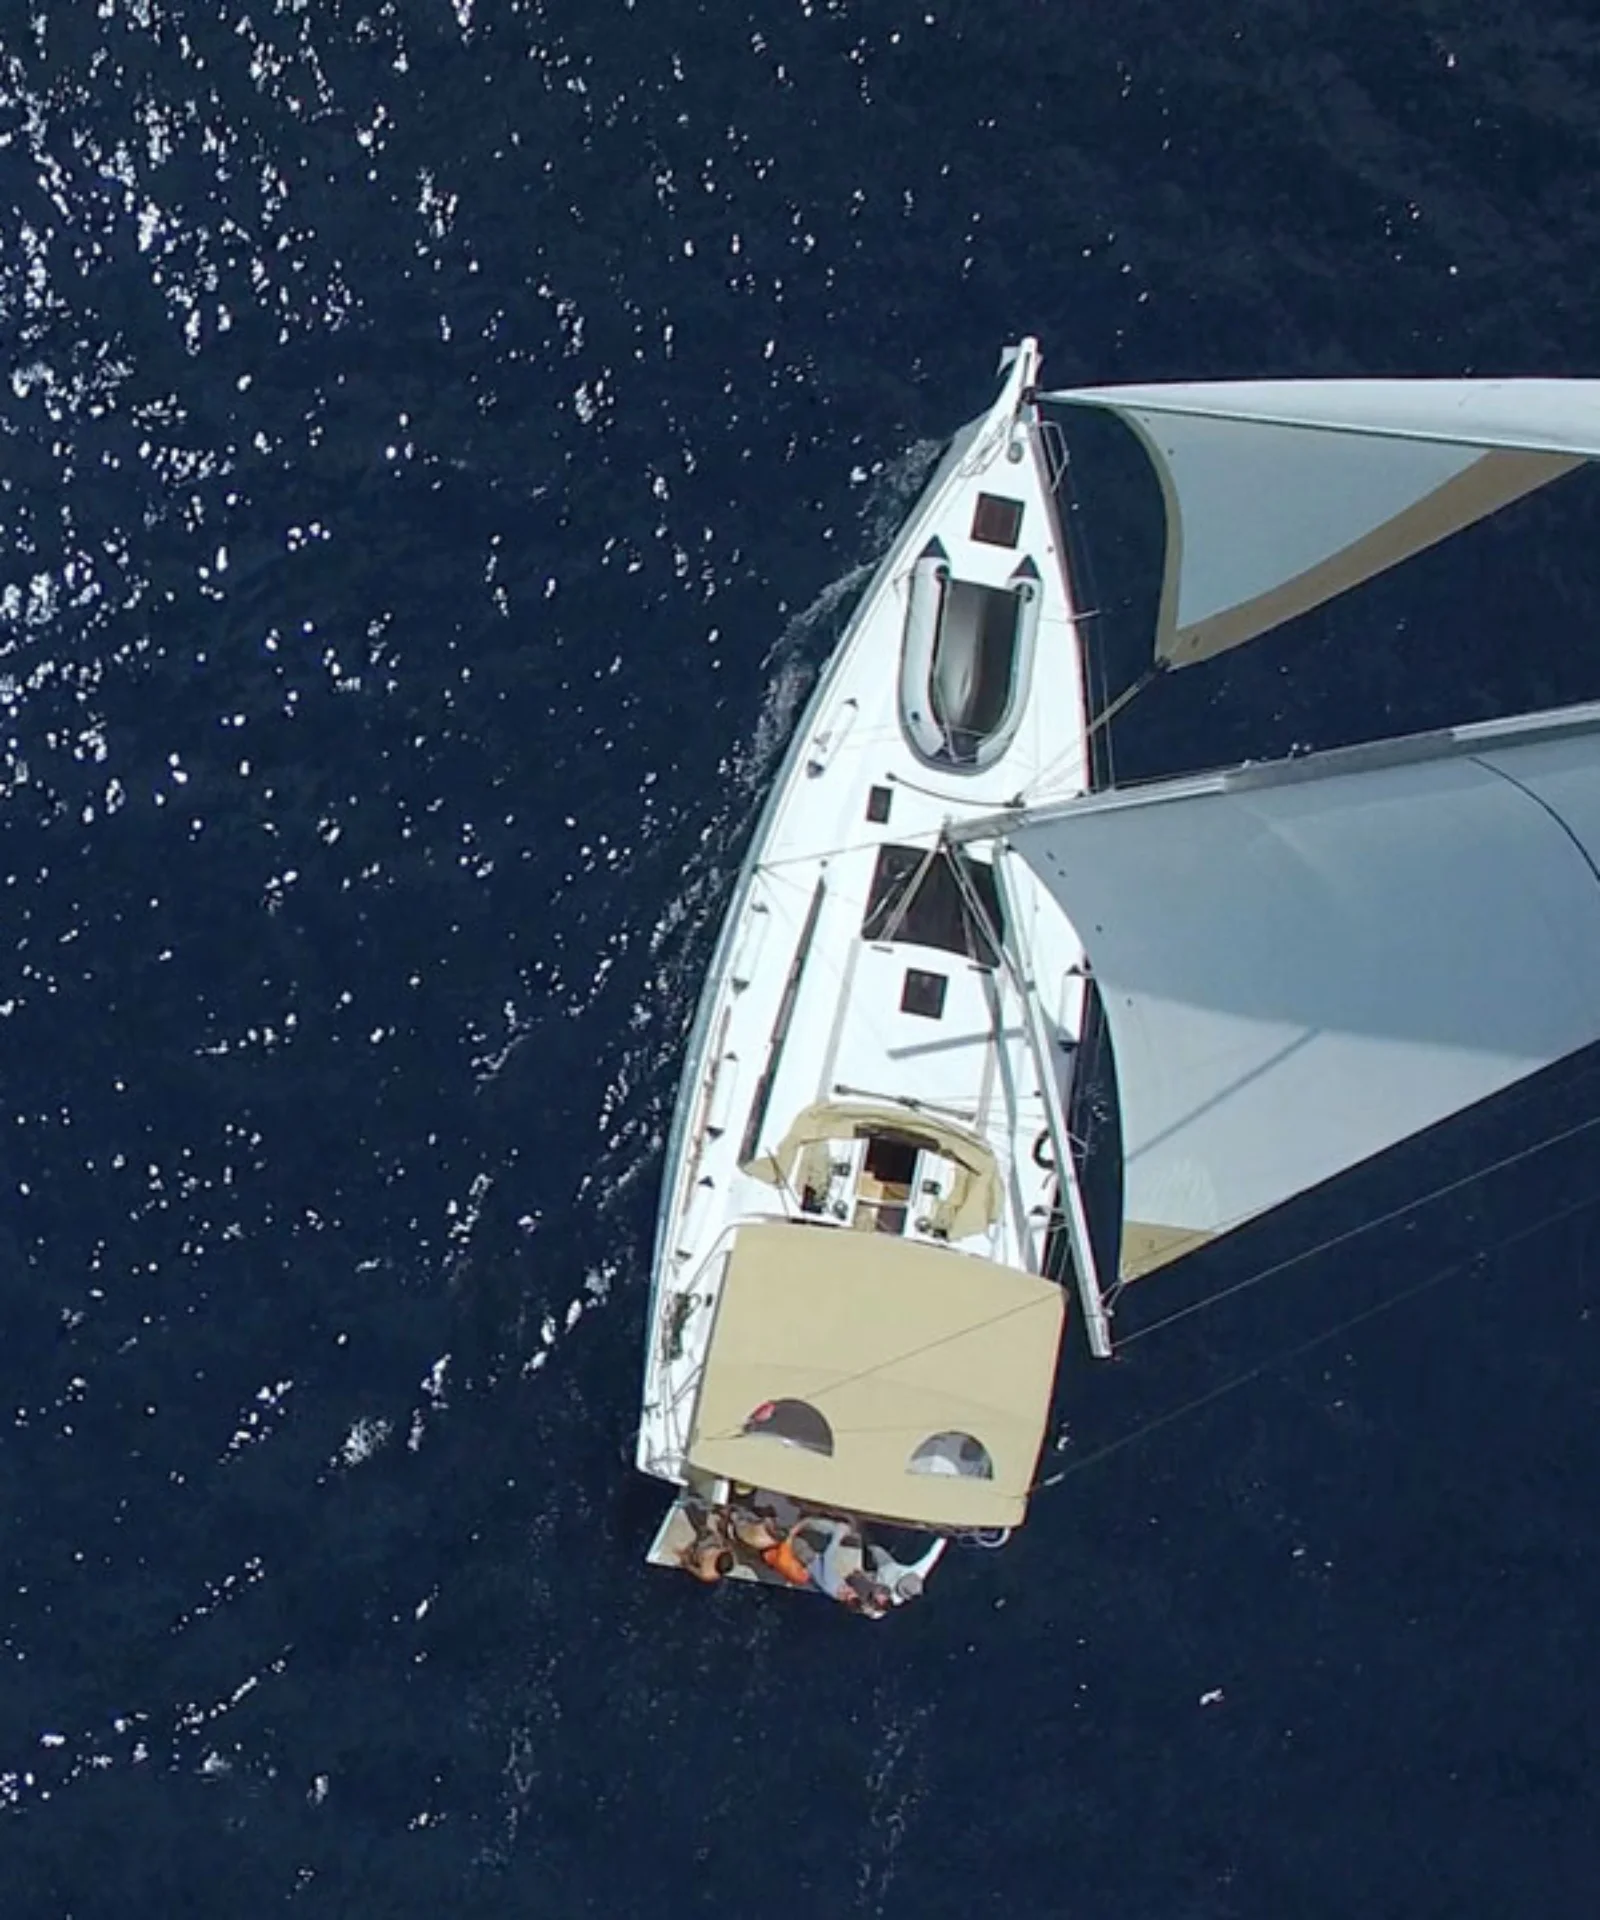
[1007, 703, 1600, 1282]
[1048, 379, 1600, 664]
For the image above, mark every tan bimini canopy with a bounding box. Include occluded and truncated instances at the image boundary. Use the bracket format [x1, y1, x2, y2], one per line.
[742, 1099, 1003, 1241]
[687, 1221, 1064, 1530]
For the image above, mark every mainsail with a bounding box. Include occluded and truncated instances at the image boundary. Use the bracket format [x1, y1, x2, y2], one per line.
[1004, 703, 1600, 1281]
[1045, 379, 1600, 665]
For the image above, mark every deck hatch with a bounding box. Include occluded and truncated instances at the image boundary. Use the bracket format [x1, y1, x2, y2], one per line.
[900, 967, 948, 1020]
[972, 492, 1024, 547]
[862, 844, 1004, 965]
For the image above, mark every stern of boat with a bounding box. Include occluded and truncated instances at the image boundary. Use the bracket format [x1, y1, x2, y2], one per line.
[645, 1483, 947, 1613]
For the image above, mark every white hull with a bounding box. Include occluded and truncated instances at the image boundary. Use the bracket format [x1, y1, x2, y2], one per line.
[634, 340, 1600, 1613]
[636, 341, 1099, 1597]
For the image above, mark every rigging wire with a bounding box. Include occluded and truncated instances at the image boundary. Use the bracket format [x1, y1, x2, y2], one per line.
[1042, 421, 1118, 795]
[1006, 657, 1169, 815]
[700, 1071, 1600, 1458]
[1116, 1097, 1600, 1348]
[886, 766, 1026, 809]
[1034, 1178, 1600, 1495]
[1086, 660, 1169, 740]
[876, 839, 943, 946]
[693, 1289, 1055, 1448]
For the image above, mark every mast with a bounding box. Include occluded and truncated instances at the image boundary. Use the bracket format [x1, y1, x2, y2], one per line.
[989, 845, 1114, 1358]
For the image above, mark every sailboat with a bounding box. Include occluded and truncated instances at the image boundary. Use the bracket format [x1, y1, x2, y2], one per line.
[635, 337, 1600, 1613]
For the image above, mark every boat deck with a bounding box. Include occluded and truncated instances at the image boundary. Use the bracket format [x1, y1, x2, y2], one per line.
[638, 342, 1099, 1540]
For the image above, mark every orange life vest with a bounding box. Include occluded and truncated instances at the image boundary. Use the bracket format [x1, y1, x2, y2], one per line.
[761, 1538, 811, 1586]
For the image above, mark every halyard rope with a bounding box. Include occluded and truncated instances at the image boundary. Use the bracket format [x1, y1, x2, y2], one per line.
[1034, 1178, 1598, 1494]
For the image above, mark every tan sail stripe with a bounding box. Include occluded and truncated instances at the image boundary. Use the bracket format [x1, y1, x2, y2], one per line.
[1119, 1219, 1217, 1281]
[1159, 447, 1580, 667]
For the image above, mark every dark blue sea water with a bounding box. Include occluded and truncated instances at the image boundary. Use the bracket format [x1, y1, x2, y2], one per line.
[3, 2, 1599, 1914]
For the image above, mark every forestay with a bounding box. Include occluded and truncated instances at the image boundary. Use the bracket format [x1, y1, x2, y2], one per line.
[1046, 380, 1600, 665]
[1006, 704, 1600, 1281]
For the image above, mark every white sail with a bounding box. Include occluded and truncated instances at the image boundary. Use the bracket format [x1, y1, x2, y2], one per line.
[1005, 703, 1600, 1280]
[1046, 380, 1600, 664]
